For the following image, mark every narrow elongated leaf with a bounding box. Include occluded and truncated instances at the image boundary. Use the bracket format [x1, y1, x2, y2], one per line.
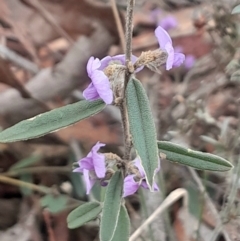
[158, 141, 233, 171]
[112, 205, 130, 241]
[232, 4, 240, 14]
[67, 201, 102, 229]
[126, 77, 159, 189]
[41, 194, 68, 213]
[0, 100, 105, 143]
[100, 171, 123, 241]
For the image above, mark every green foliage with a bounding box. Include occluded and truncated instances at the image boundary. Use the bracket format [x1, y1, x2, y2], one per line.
[100, 171, 123, 241]
[70, 173, 86, 199]
[40, 194, 68, 213]
[158, 141, 233, 171]
[232, 4, 240, 14]
[0, 100, 105, 142]
[67, 202, 102, 229]
[126, 77, 159, 189]
[111, 205, 130, 241]
[9, 155, 41, 170]
[20, 174, 33, 196]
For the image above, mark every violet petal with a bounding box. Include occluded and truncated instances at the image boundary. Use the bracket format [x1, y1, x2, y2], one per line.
[83, 83, 100, 101]
[92, 153, 106, 179]
[173, 53, 185, 67]
[155, 26, 172, 49]
[91, 142, 106, 178]
[133, 158, 145, 178]
[165, 42, 175, 70]
[73, 167, 83, 173]
[87, 57, 101, 76]
[99, 56, 113, 71]
[123, 175, 140, 197]
[184, 55, 195, 69]
[83, 169, 96, 194]
[80, 157, 94, 170]
[91, 70, 113, 104]
[159, 16, 177, 31]
[141, 180, 159, 191]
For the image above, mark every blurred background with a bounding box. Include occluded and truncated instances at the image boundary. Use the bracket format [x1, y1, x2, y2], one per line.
[0, 0, 240, 240]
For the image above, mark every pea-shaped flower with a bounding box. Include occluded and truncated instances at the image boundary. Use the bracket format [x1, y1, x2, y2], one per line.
[83, 55, 143, 104]
[123, 158, 160, 197]
[155, 26, 185, 70]
[159, 16, 177, 31]
[73, 142, 106, 194]
[83, 57, 113, 105]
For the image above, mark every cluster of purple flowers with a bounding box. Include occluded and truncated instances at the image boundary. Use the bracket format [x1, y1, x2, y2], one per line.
[76, 25, 189, 197]
[74, 142, 160, 197]
[83, 26, 185, 104]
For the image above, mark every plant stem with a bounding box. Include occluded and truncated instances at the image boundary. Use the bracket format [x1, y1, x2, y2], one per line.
[125, 0, 134, 65]
[0, 175, 50, 194]
[119, 0, 135, 160]
[119, 99, 132, 160]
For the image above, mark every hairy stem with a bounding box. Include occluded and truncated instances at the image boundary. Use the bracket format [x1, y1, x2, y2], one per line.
[119, 0, 135, 160]
[125, 0, 134, 66]
[119, 99, 132, 160]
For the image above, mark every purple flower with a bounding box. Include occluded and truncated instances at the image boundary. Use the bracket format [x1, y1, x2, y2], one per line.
[100, 54, 143, 73]
[83, 57, 113, 105]
[73, 142, 106, 194]
[150, 9, 177, 31]
[159, 16, 177, 31]
[123, 158, 160, 197]
[150, 9, 162, 24]
[184, 55, 196, 69]
[155, 26, 185, 70]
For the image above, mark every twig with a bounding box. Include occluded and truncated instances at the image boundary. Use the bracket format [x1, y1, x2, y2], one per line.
[125, 0, 134, 65]
[0, 175, 50, 194]
[129, 188, 189, 241]
[0, 45, 39, 74]
[110, 0, 125, 51]
[43, 210, 56, 241]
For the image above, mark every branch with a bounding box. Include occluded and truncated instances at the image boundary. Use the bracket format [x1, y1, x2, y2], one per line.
[0, 45, 39, 74]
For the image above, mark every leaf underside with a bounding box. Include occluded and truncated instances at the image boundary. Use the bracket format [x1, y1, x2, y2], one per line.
[0, 99, 105, 142]
[158, 141, 233, 171]
[126, 77, 159, 189]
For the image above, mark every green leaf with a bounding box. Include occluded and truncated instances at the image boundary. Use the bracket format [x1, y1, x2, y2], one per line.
[112, 205, 130, 241]
[100, 171, 123, 241]
[67, 201, 102, 229]
[126, 77, 159, 189]
[158, 141, 233, 171]
[70, 173, 86, 199]
[0, 100, 105, 143]
[10, 155, 41, 170]
[232, 4, 240, 14]
[20, 174, 33, 196]
[40, 194, 68, 213]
